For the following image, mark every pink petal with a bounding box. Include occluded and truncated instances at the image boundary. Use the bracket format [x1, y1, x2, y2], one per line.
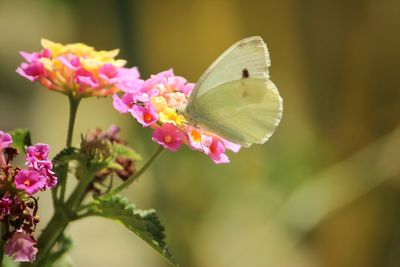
[152, 123, 184, 152]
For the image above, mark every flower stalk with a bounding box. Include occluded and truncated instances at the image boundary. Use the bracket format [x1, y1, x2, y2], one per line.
[109, 145, 164, 195]
[58, 95, 81, 204]
[0, 223, 5, 265]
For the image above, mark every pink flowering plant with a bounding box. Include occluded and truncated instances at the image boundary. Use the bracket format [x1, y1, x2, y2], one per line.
[113, 69, 241, 163]
[0, 130, 56, 263]
[0, 38, 274, 267]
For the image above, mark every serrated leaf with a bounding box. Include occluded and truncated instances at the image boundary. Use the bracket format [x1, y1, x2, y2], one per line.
[113, 143, 142, 161]
[86, 194, 178, 267]
[10, 128, 31, 153]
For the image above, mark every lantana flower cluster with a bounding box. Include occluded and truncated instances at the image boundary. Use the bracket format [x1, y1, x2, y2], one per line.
[0, 131, 57, 262]
[16, 39, 241, 164]
[113, 69, 240, 164]
[16, 39, 138, 98]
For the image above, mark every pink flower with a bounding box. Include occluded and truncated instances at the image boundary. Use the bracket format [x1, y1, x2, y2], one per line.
[112, 93, 135, 113]
[16, 60, 45, 82]
[75, 68, 98, 89]
[42, 169, 58, 189]
[17, 39, 135, 98]
[16, 49, 50, 82]
[131, 103, 159, 127]
[14, 170, 46, 195]
[142, 69, 175, 91]
[0, 193, 12, 218]
[112, 69, 241, 163]
[0, 131, 12, 150]
[186, 126, 212, 152]
[58, 55, 81, 70]
[26, 143, 53, 173]
[26, 143, 50, 165]
[115, 67, 143, 93]
[207, 137, 230, 164]
[0, 131, 12, 167]
[19, 49, 51, 62]
[25, 144, 57, 189]
[221, 139, 241, 153]
[4, 231, 38, 263]
[99, 63, 118, 80]
[152, 123, 185, 152]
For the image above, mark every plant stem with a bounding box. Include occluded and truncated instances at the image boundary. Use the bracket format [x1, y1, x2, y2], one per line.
[33, 167, 96, 267]
[32, 147, 164, 266]
[31, 208, 70, 266]
[66, 94, 80, 148]
[27, 95, 81, 266]
[0, 223, 5, 266]
[59, 95, 80, 203]
[109, 145, 164, 195]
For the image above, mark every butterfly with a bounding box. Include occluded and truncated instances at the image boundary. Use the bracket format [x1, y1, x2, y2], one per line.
[182, 36, 283, 147]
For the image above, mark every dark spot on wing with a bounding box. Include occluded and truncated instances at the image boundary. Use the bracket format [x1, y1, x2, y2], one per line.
[242, 68, 249, 78]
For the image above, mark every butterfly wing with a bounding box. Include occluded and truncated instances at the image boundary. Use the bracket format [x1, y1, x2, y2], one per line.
[188, 36, 270, 102]
[188, 78, 282, 147]
[185, 36, 282, 147]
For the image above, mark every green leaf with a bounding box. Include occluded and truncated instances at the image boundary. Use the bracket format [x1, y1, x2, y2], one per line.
[86, 194, 178, 267]
[1, 256, 18, 267]
[113, 143, 142, 161]
[53, 147, 80, 167]
[52, 147, 80, 182]
[10, 128, 31, 153]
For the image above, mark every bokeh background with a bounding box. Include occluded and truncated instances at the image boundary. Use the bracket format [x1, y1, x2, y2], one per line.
[1, 0, 400, 266]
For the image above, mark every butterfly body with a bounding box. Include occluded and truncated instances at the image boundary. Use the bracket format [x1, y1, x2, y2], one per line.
[183, 36, 283, 147]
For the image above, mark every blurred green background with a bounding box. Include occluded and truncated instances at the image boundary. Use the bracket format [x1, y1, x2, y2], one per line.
[1, 0, 400, 266]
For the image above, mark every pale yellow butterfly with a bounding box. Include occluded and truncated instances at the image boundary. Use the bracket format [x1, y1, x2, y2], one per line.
[182, 36, 283, 147]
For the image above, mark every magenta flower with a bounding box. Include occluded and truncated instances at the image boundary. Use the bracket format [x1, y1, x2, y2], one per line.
[221, 139, 241, 153]
[114, 67, 143, 93]
[0, 131, 12, 150]
[26, 143, 50, 165]
[16, 60, 45, 82]
[43, 169, 58, 189]
[113, 69, 241, 163]
[186, 126, 212, 152]
[0, 131, 12, 166]
[207, 137, 230, 164]
[25, 143, 57, 189]
[17, 39, 138, 98]
[131, 103, 159, 127]
[14, 170, 46, 195]
[0, 193, 12, 218]
[4, 231, 38, 263]
[75, 68, 98, 89]
[16, 49, 51, 82]
[99, 63, 118, 80]
[152, 123, 185, 152]
[112, 93, 135, 113]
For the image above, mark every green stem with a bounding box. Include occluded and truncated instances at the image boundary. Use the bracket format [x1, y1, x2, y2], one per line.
[59, 95, 80, 203]
[31, 208, 70, 267]
[26, 95, 81, 267]
[0, 223, 5, 266]
[109, 146, 164, 195]
[31, 144, 163, 266]
[33, 168, 96, 267]
[66, 94, 80, 148]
